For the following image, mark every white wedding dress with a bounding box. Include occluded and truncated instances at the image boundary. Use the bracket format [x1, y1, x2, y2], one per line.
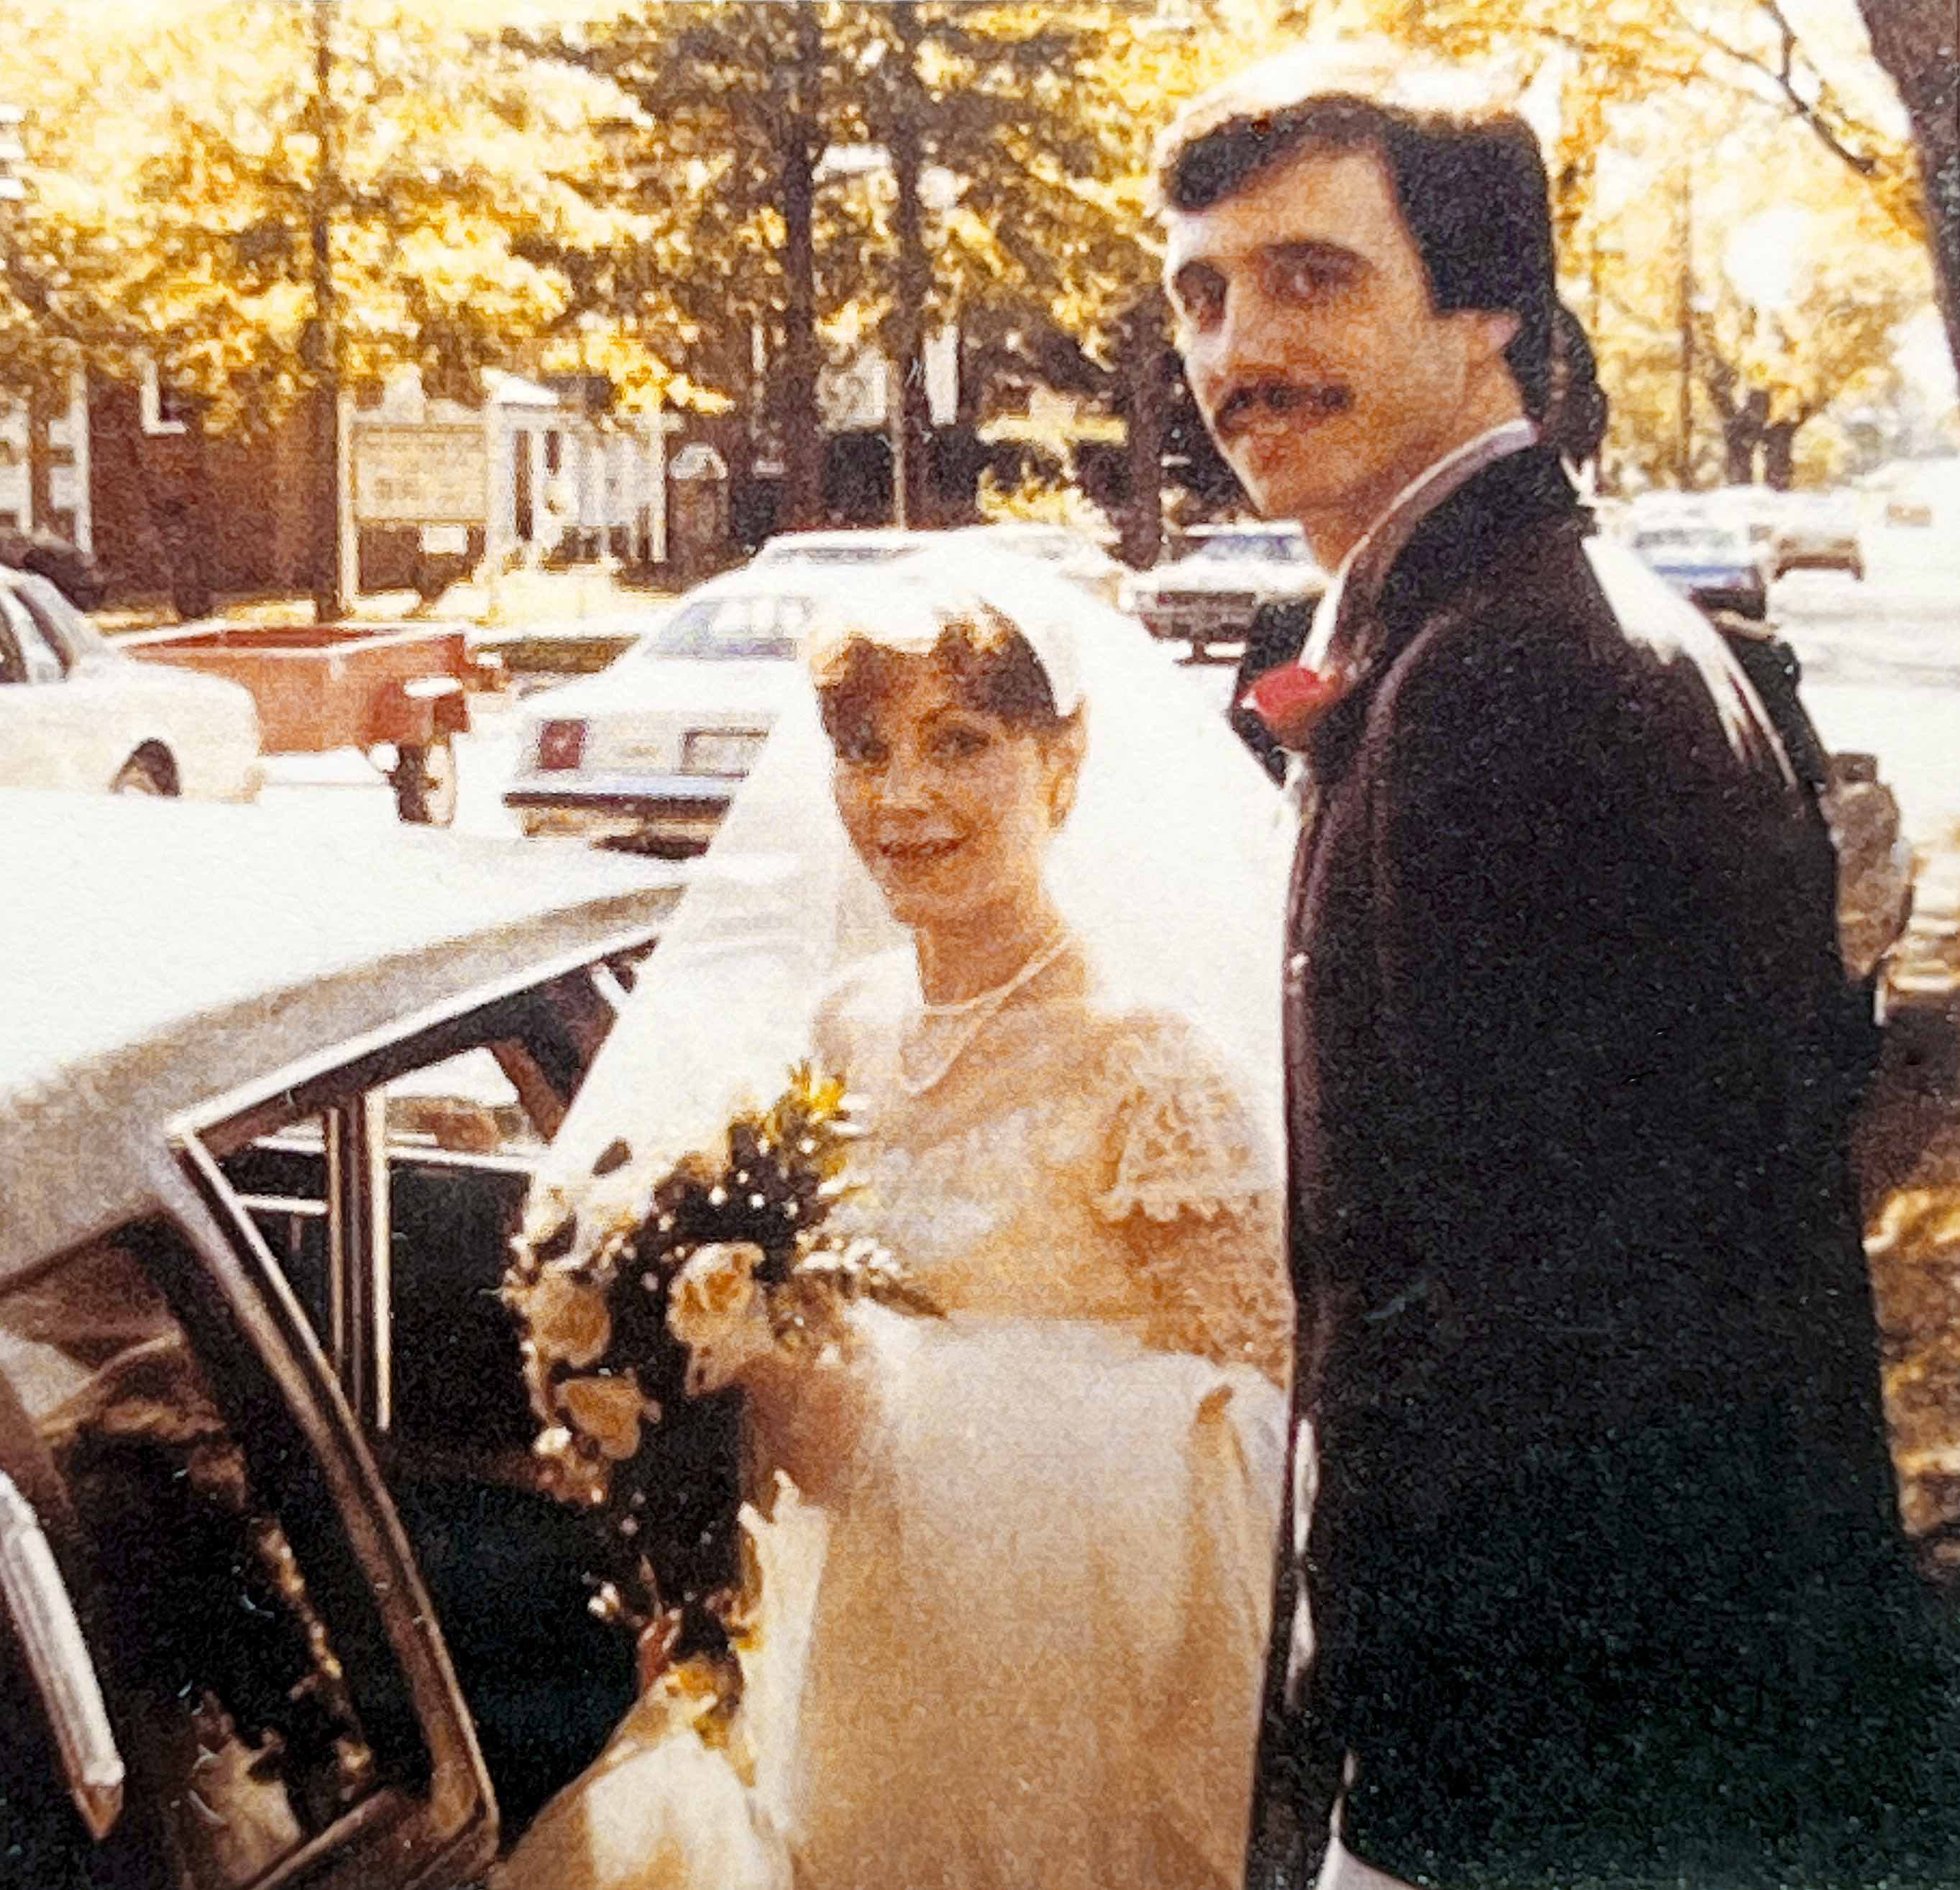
[500, 937, 1293, 1890]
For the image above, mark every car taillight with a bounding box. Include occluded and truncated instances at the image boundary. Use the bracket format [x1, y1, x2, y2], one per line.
[536, 719, 588, 770]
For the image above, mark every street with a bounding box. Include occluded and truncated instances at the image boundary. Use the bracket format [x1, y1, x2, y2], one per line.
[260, 526, 1959, 854]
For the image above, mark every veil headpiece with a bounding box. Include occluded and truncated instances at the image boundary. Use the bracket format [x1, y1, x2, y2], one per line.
[529, 542, 1293, 1227]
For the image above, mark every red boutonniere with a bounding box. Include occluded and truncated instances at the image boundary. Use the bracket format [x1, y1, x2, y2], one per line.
[1239, 662, 1353, 751]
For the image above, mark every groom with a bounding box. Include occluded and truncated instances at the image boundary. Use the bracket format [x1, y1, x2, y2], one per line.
[1155, 45, 1946, 1890]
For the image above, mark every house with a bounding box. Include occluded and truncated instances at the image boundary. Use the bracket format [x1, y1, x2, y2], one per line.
[4, 361, 684, 608]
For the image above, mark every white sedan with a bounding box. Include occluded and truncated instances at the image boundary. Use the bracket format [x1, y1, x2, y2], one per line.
[504, 566, 869, 854]
[0, 568, 263, 800]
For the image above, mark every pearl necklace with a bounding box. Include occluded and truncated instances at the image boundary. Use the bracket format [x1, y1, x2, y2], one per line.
[897, 926, 1073, 1098]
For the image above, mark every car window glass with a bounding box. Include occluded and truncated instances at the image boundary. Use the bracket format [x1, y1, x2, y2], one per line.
[11, 584, 94, 668]
[210, 1050, 551, 1453]
[649, 592, 797, 661]
[385, 1047, 541, 1158]
[1636, 526, 1736, 554]
[765, 593, 820, 644]
[0, 603, 25, 686]
[641, 597, 716, 657]
[0, 1226, 384, 1889]
[0, 593, 65, 685]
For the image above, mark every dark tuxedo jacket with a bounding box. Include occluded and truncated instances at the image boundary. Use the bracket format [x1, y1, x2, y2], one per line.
[1247, 449, 1945, 1889]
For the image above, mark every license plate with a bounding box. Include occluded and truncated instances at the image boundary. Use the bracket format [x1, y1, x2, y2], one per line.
[682, 729, 768, 777]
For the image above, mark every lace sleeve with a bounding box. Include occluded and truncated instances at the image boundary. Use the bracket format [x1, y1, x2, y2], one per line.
[1097, 1015, 1295, 1387]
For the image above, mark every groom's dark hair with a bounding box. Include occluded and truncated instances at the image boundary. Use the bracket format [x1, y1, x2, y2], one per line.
[1154, 45, 1562, 426]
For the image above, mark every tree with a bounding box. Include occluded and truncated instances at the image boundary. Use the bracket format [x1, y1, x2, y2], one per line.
[516, 3, 1158, 532]
[831, 2, 1142, 526]
[1855, 0, 1960, 374]
[508, 3, 833, 529]
[1577, 104, 1936, 490]
[0, 2, 623, 434]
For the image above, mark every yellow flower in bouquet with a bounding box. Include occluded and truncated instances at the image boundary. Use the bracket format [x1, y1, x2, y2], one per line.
[560, 1374, 656, 1462]
[514, 1266, 613, 1371]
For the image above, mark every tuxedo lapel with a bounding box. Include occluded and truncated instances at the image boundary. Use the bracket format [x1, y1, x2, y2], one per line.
[1299, 447, 1585, 801]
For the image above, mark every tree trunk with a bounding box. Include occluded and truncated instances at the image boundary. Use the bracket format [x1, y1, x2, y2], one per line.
[1722, 386, 1768, 485]
[888, 1, 931, 531]
[777, 5, 823, 532]
[1764, 419, 1799, 490]
[1857, 0, 1960, 375]
[24, 371, 53, 536]
[1120, 293, 1166, 570]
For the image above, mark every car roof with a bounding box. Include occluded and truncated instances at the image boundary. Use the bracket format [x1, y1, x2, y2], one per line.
[755, 529, 931, 550]
[0, 793, 684, 1279]
[1634, 516, 1745, 537]
[1186, 521, 1304, 537]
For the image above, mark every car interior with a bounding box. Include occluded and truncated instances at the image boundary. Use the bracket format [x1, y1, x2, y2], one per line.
[0, 1219, 449, 1889]
[185, 956, 653, 1840]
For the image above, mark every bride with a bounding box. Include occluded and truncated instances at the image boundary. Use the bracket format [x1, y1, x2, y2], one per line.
[499, 547, 1296, 1890]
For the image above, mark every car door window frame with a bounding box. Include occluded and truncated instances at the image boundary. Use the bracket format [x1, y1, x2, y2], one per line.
[171, 945, 640, 1439]
[0, 589, 70, 685]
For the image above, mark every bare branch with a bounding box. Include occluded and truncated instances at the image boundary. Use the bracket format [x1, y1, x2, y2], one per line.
[1662, 0, 1882, 177]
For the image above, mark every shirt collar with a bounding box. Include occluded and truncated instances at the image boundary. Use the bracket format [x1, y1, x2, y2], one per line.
[1302, 419, 1539, 671]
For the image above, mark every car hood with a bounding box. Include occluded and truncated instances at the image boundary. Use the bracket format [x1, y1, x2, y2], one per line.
[520, 655, 802, 721]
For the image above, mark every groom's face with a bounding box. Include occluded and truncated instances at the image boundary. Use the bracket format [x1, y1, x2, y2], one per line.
[1164, 143, 1516, 561]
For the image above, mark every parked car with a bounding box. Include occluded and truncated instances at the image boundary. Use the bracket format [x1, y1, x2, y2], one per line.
[504, 565, 865, 853]
[1118, 522, 1325, 659]
[1701, 485, 1787, 562]
[944, 521, 1125, 603]
[1712, 616, 1913, 1037]
[1627, 516, 1770, 620]
[0, 567, 262, 800]
[0, 793, 684, 1885]
[747, 527, 938, 568]
[1771, 493, 1864, 580]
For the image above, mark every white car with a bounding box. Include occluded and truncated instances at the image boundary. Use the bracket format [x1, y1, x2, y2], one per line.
[748, 527, 940, 569]
[1118, 522, 1326, 659]
[504, 567, 868, 853]
[945, 521, 1127, 603]
[0, 568, 263, 799]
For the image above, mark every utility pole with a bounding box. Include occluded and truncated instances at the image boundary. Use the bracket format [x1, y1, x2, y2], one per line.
[305, 0, 347, 620]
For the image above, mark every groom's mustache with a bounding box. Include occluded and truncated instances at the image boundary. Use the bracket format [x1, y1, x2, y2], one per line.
[1216, 380, 1354, 434]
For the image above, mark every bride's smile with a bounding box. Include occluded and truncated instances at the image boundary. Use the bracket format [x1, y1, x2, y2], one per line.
[817, 616, 1086, 1003]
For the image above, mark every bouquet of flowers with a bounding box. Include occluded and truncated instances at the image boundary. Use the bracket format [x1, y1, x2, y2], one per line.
[504, 1066, 927, 1693]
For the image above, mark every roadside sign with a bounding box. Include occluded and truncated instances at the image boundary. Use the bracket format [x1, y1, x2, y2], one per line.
[353, 425, 487, 526]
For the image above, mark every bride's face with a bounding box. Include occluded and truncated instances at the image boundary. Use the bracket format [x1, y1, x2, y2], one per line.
[829, 656, 1077, 932]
